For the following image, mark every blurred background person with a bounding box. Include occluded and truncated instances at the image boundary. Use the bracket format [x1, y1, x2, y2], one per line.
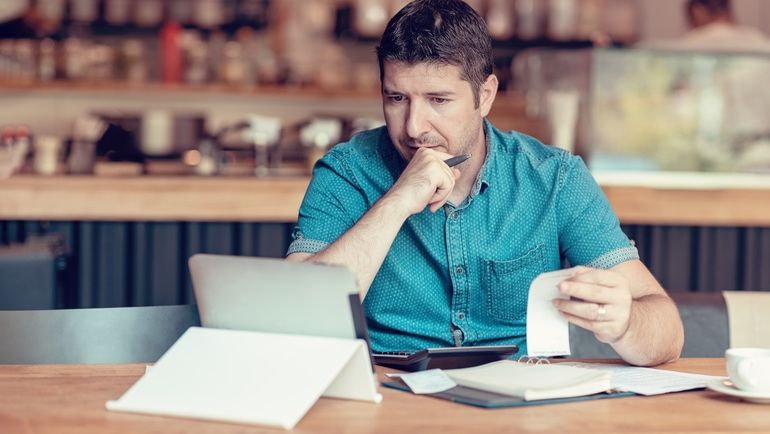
[642, 0, 770, 53]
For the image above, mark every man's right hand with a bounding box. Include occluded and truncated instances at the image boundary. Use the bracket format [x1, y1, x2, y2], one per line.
[384, 148, 461, 216]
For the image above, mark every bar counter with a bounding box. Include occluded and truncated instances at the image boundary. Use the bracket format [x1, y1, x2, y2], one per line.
[2, 172, 770, 226]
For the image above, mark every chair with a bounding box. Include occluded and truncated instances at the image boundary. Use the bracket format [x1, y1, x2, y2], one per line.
[0, 304, 200, 364]
[569, 292, 730, 358]
[0, 236, 65, 310]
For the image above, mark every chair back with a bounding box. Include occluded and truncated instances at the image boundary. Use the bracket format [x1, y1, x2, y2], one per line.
[569, 292, 729, 358]
[0, 304, 200, 364]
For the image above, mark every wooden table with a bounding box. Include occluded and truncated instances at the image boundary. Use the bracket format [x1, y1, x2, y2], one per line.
[1, 359, 768, 433]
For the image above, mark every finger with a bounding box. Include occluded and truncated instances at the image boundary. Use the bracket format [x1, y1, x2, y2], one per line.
[558, 280, 617, 304]
[558, 311, 597, 333]
[427, 165, 455, 212]
[568, 266, 594, 277]
[428, 187, 452, 212]
[414, 147, 454, 163]
[553, 299, 609, 322]
[561, 310, 626, 344]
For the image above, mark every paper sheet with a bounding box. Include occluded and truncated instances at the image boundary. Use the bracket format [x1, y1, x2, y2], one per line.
[564, 362, 725, 395]
[526, 269, 576, 357]
[397, 369, 457, 394]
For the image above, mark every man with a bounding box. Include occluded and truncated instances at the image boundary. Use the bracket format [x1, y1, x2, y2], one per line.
[643, 0, 770, 53]
[287, 0, 683, 367]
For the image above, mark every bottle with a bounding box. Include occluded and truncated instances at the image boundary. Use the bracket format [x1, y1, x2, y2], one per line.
[69, 0, 99, 24]
[487, 0, 515, 41]
[548, 0, 578, 41]
[105, 0, 132, 25]
[134, 0, 165, 28]
[516, 0, 544, 41]
[194, 137, 220, 176]
[38, 39, 57, 82]
[160, 21, 182, 83]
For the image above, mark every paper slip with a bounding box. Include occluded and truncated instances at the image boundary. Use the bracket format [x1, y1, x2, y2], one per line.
[394, 369, 457, 394]
[526, 269, 576, 357]
[565, 362, 726, 395]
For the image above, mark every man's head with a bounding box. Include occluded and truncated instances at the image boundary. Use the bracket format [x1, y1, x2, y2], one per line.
[376, 0, 498, 162]
[686, 0, 733, 29]
[376, 0, 493, 108]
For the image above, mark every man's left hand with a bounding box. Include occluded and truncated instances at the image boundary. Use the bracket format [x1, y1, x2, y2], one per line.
[552, 266, 632, 344]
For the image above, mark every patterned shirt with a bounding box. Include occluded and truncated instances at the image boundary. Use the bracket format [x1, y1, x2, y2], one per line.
[288, 120, 638, 354]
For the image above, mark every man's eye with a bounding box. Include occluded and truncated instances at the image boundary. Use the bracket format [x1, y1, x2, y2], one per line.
[388, 95, 404, 102]
[432, 97, 448, 104]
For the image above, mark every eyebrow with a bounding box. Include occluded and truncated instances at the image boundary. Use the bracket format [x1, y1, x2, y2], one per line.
[381, 89, 457, 97]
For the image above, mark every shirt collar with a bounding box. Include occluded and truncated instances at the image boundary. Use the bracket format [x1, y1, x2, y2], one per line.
[471, 119, 494, 197]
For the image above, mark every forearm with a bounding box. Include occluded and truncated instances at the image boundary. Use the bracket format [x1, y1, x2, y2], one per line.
[300, 194, 409, 299]
[610, 294, 684, 366]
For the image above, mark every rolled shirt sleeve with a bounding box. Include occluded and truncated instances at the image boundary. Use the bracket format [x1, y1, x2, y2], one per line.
[287, 149, 369, 256]
[555, 154, 639, 269]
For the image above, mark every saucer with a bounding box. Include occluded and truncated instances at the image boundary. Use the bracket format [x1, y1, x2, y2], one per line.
[706, 379, 770, 404]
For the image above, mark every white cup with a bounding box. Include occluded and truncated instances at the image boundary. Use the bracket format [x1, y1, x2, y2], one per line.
[726, 348, 770, 393]
[33, 135, 62, 176]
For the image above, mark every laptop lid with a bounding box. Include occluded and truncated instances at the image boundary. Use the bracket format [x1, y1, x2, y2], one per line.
[188, 254, 369, 343]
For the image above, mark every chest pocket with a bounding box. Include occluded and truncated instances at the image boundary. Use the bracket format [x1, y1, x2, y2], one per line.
[483, 244, 547, 324]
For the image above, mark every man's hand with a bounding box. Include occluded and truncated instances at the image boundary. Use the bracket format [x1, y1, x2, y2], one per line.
[385, 148, 460, 216]
[552, 266, 633, 344]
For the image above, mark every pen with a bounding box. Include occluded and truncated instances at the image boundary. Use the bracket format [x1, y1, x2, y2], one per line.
[444, 154, 471, 167]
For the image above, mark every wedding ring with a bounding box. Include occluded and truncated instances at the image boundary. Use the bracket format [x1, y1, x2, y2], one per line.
[596, 304, 607, 321]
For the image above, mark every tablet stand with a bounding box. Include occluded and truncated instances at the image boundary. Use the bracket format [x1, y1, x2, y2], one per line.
[106, 327, 382, 429]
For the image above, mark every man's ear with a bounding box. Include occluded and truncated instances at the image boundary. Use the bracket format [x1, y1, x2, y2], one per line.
[479, 74, 499, 117]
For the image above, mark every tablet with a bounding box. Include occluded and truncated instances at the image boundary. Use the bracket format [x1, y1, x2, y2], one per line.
[373, 344, 520, 372]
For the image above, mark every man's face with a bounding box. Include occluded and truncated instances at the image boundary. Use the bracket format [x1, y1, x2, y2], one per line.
[381, 61, 494, 162]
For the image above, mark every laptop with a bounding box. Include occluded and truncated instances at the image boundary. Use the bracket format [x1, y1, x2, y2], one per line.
[188, 254, 518, 371]
[188, 254, 368, 341]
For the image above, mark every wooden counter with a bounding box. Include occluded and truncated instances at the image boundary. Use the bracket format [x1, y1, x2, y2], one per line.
[2, 172, 770, 226]
[0, 175, 309, 223]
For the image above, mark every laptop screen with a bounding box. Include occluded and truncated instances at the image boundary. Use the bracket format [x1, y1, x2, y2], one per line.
[189, 253, 371, 344]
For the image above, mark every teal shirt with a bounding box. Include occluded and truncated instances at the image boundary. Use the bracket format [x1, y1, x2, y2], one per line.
[288, 121, 638, 354]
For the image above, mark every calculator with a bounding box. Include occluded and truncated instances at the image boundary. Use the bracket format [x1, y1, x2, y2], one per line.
[372, 345, 520, 372]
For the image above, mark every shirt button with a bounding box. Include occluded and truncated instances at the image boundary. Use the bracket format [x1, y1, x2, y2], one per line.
[456, 311, 466, 321]
[455, 266, 465, 276]
[450, 211, 460, 219]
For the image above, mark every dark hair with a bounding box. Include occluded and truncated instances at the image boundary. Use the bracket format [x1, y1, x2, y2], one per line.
[687, 0, 731, 14]
[376, 0, 493, 107]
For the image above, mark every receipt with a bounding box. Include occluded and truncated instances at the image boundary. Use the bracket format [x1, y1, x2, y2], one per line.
[397, 369, 457, 394]
[525, 269, 576, 357]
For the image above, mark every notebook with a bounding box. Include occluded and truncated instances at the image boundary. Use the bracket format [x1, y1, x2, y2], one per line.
[383, 360, 636, 408]
[444, 360, 612, 401]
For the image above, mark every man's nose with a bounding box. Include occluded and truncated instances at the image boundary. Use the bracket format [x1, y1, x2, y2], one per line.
[406, 100, 431, 140]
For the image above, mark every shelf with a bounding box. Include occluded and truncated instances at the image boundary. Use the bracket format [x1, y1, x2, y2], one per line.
[0, 79, 383, 100]
[0, 79, 538, 134]
[2, 174, 770, 226]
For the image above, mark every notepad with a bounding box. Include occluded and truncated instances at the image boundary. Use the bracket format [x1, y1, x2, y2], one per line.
[442, 360, 612, 401]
